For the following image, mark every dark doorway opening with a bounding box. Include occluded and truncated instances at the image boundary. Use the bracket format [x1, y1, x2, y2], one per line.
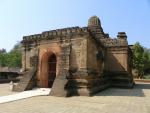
[48, 54, 56, 88]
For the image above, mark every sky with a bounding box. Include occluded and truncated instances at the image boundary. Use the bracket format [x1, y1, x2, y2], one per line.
[0, 0, 150, 51]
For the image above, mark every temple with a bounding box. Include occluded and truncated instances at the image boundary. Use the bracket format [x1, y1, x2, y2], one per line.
[13, 16, 134, 96]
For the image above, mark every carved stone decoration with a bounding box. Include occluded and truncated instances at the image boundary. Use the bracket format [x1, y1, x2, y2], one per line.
[30, 56, 38, 67]
[80, 40, 87, 68]
[59, 44, 71, 70]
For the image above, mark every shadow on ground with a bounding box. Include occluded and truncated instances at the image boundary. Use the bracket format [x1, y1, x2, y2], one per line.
[94, 82, 150, 97]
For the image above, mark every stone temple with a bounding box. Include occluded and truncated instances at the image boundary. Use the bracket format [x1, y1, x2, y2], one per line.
[13, 16, 134, 96]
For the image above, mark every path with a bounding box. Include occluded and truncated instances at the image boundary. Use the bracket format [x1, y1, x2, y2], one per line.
[0, 88, 51, 103]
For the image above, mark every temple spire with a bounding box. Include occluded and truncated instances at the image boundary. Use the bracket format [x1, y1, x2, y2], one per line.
[88, 16, 101, 27]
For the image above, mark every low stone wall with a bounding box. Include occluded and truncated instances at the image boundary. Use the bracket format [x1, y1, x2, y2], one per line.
[0, 78, 20, 84]
[134, 79, 150, 83]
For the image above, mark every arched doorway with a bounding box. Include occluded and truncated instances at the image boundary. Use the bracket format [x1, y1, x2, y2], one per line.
[48, 54, 57, 88]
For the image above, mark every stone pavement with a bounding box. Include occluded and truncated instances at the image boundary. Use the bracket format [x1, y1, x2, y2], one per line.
[0, 82, 150, 113]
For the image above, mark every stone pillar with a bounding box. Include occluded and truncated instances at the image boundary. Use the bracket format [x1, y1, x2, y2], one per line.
[21, 44, 26, 71]
[59, 43, 71, 71]
[50, 43, 71, 97]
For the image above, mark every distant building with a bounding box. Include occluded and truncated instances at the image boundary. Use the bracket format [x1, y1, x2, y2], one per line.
[13, 16, 134, 96]
[0, 67, 20, 83]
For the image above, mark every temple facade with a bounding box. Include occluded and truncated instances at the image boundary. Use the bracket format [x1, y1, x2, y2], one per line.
[13, 16, 134, 96]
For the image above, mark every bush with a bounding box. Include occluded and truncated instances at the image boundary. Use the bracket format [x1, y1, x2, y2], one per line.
[143, 74, 150, 79]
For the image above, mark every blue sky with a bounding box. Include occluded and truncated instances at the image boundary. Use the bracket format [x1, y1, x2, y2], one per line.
[0, 0, 150, 51]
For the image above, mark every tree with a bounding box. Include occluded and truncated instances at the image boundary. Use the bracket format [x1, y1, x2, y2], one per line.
[132, 42, 150, 78]
[7, 43, 22, 67]
[0, 53, 8, 67]
[0, 48, 6, 54]
[143, 49, 150, 74]
[0, 43, 22, 68]
[132, 42, 144, 78]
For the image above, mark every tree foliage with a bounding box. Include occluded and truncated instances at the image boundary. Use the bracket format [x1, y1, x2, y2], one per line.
[0, 48, 6, 54]
[0, 43, 21, 68]
[132, 42, 150, 78]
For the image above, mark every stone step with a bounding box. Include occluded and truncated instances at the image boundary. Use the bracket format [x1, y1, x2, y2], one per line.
[111, 82, 134, 88]
[13, 67, 36, 92]
[50, 75, 68, 97]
